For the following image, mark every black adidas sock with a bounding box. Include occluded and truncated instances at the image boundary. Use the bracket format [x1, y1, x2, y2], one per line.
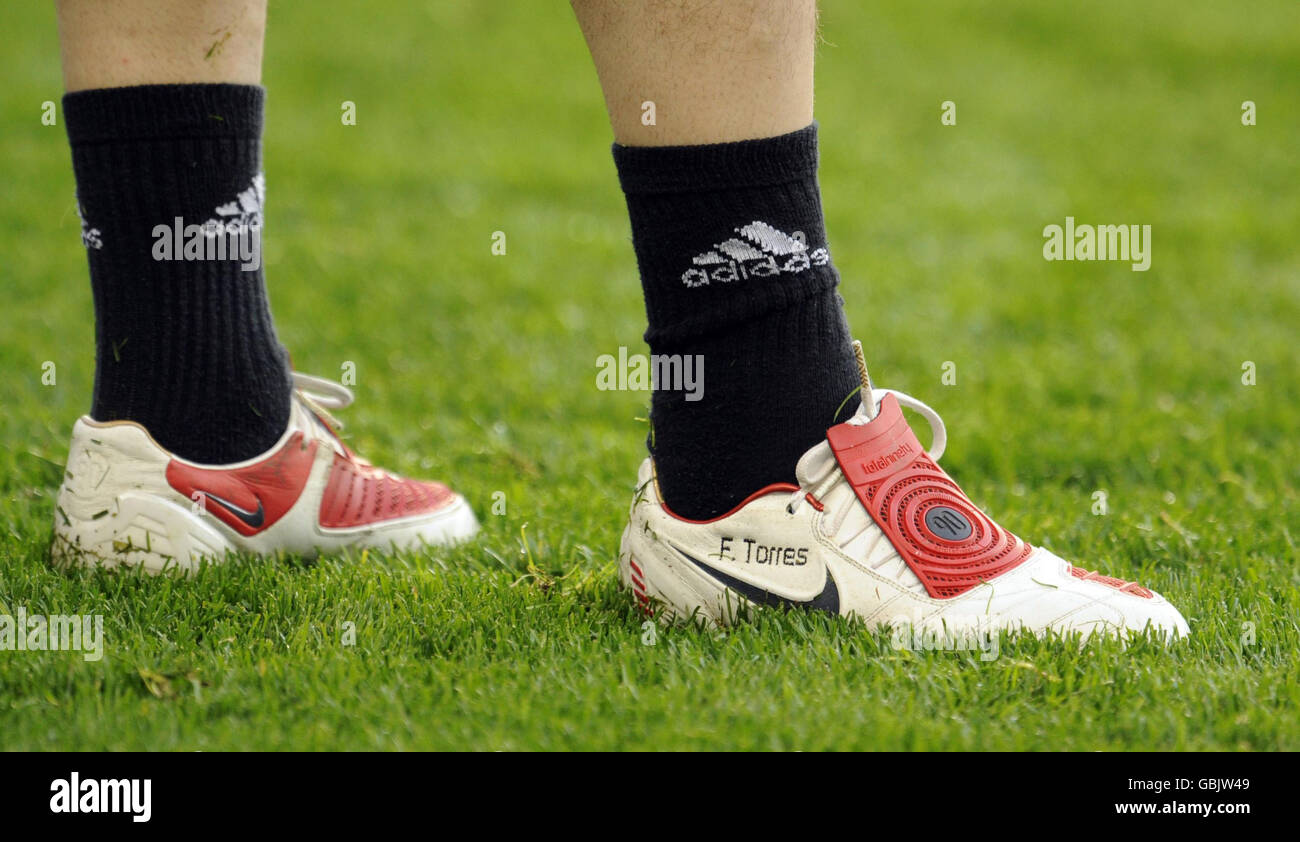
[613, 124, 860, 520]
[64, 84, 292, 464]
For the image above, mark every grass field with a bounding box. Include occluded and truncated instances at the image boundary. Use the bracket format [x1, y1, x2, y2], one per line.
[1, 1, 1298, 751]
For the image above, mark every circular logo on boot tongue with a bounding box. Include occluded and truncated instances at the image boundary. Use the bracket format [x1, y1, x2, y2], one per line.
[924, 505, 972, 541]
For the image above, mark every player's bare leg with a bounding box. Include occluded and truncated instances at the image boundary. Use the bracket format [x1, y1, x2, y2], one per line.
[58, 0, 265, 91]
[573, 0, 813, 146]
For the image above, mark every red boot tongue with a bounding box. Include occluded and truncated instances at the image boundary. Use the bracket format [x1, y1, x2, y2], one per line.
[827, 394, 926, 484]
[827, 394, 1033, 599]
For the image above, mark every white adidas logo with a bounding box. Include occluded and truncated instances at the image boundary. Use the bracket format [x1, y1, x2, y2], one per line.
[682, 221, 829, 288]
[203, 172, 265, 238]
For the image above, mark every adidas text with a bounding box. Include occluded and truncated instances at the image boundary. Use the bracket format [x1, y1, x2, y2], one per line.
[683, 220, 829, 288]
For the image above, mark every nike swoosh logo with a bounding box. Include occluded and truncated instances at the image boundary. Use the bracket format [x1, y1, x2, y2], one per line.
[200, 491, 266, 529]
[676, 550, 839, 614]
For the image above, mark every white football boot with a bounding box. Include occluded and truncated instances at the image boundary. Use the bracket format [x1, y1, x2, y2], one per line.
[619, 352, 1189, 640]
[51, 373, 479, 574]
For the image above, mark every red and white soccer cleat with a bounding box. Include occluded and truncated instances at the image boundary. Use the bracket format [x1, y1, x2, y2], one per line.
[619, 363, 1189, 640]
[51, 373, 478, 573]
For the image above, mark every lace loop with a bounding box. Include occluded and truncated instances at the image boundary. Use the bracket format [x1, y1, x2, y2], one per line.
[870, 388, 945, 461]
[291, 372, 354, 410]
